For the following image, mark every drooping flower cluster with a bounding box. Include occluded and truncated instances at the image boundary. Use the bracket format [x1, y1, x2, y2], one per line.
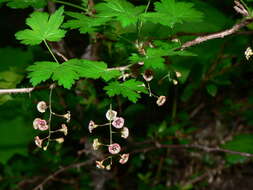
[89, 108, 130, 170]
[33, 100, 70, 150]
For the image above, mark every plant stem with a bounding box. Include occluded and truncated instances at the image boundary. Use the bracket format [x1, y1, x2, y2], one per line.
[43, 40, 59, 63]
[109, 104, 113, 164]
[171, 87, 178, 125]
[137, 0, 151, 39]
[45, 84, 55, 149]
[52, 0, 87, 12]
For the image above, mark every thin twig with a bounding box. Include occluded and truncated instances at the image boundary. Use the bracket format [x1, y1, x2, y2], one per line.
[33, 159, 93, 190]
[133, 143, 253, 158]
[0, 87, 35, 95]
[181, 18, 253, 49]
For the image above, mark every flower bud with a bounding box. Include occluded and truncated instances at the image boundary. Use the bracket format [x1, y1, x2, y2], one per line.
[119, 153, 129, 164]
[106, 109, 117, 121]
[93, 138, 101, 150]
[121, 127, 129, 139]
[37, 101, 48, 113]
[34, 136, 43, 148]
[156, 96, 166, 106]
[55, 138, 64, 144]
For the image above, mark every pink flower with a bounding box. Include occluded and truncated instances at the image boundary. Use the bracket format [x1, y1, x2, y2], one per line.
[33, 118, 48, 131]
[88, 120, 97, 133]
[119, 153, 129, 164]
[121, 127, 129, 139]
[106, 109, 117, 121]
[37, 101, 48, 113]
[112, 117, 124, 129]
[156, 96, 166, 106]
[108, 143, 121, 154]
[34, 136, 43, 148]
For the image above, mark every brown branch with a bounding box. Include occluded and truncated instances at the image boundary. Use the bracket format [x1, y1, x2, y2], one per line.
[0, 85, 51, 95]
[181, 18, 253, 49]
[133, 143, 253, 158]
[33, 159, 93, 190]
[0, 87, 35, 95]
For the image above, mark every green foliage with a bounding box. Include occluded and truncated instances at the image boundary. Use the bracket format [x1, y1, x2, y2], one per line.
[104, 79, 148, 102]
[2, 0, 253, 189]
[222, 134, 253, 164]
[15, 7, 66, 45]
[141, 0, 203, 28]
[95, 0, 145, 27]
[130, 41, 195, 69]
[63, 11, 109, 34]
[5, 0, 46, 9]
[27, 59, 121, 89]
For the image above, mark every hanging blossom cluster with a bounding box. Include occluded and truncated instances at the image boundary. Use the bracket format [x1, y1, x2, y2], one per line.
[89, 109, 129, 170]
[33, 99, 70, 150]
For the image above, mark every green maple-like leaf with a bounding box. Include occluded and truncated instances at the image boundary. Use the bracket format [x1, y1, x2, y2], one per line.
[27, 59, 121, 89]
[95, 0, 145, 27]
[63, 12, 109, 34]
[76, 59, 121, 81]
[15, 7, 66, 45]
[141, 0, 203, 28]
[6, 0, 46, 9]
[104, 79, 148, 103]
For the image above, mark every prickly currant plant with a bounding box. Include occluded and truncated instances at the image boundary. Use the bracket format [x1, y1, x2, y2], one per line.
[89, 107, 129, 169]
[33, 84, 70, 150]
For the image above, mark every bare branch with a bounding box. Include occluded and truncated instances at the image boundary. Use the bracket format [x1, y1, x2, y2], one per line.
[133, 143, 253, 158]
[181, 18, 253, 49]
[0, 87, 35, 95]
[0, 85, 51, 95]
[33, 159, 93, 190]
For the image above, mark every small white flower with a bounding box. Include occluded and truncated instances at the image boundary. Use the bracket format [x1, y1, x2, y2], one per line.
[37, 101, 48, 113]
[106, 109, 117, 121]
[119, 153, 129, 164]
[156, 96, 166, 106]
[112, 117, 124, 129]
[121, 127, 129, 139]
[59, 124, 68, 136]
[96, 161, 105, 169]
[108, 143, 121, 154]
[138, 61, 144, 65]
[93, 138, 101, 150]
[245, 47, 253, 60]
[88, 120, 97, 133]
[63, 111, 71, 123]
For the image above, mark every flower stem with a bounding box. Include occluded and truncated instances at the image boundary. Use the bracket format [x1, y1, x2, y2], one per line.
[43, 40, 59, 63]
[171, 87, 178, 125]
[44, 84, 55, 149]
[109, 104, 113, 164]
